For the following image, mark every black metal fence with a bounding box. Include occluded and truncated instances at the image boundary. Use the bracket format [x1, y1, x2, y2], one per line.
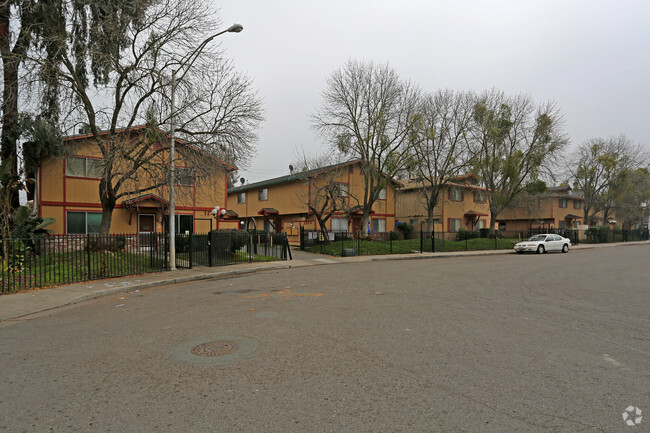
[1, 231, 290, 294]
[300, 226, 650, 257]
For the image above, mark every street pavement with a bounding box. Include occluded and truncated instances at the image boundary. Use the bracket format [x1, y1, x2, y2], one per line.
[0, 241, 647, 323]
[0, 242, 648, 432]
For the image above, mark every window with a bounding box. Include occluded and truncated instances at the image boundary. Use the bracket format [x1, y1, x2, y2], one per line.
[66, 211, 102, 234]
[334, 183, 349, 197]
[371, 218, 386, 232]
[165, 214, 194, 234]
[559, 198, 567, 208]
[331, 217, 348, 232]
[449, 188, 463, 201]
[474, 190, 486, 203]
[559, 221, 566, 229]
[264, 219, 273, 232]
[175, 167, 194, 186]
[476, 220, 485, 230]
[258, 188, 268, 201]
[237, 192, 246, 204]
[66, 157, 103, 178]
[449, 218, 461, 232]
[164, 167, 195, 185]
[378, 187, 387, 200]
[498, 222, 506, 231]
[574, 200, 581, 209]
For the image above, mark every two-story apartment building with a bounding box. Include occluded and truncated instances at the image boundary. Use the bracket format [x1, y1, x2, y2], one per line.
[227, 160, 399, 245]
[37, 126, 238, 236]
[496, 185, 584, 233]
[396, 174, 492, 236]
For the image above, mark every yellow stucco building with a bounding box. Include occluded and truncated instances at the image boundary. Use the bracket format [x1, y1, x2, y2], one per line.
[37, 127, 238, 236]
[227, 160, 399, 245]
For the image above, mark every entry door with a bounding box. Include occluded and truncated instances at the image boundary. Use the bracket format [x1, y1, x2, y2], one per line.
[138, 214, 155, 249]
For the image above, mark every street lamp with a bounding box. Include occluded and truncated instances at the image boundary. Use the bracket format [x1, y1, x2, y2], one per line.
[169, 23, 243, 271]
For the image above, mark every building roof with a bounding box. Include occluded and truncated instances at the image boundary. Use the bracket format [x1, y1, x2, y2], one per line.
[229, 159, 402, 193]
[398, 175, 488, 192]
[122, 194, 168, 208]
[64, 125, 237, 172]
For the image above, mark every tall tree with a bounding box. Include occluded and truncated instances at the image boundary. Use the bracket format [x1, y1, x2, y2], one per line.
[407, 89, 473, 230]
[313, 60, 421, 233]
[570, 135, 647, 225]
[610, 168, 650, 228]
[27, 0, 263, 233]
[468, 89, 568, 232]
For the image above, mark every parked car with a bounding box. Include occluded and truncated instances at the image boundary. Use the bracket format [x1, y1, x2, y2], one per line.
[514, 234, 571, 254]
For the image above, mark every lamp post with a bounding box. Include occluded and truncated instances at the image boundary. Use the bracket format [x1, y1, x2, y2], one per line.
[169, 23, 243, 270]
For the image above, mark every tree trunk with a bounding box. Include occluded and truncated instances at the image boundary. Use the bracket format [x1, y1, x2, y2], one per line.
[360, 208, 371, 237]
[99, 179, 116, 234]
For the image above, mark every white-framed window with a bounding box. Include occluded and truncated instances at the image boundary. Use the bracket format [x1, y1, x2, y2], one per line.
[66, 157, 103, 178]
[331, 217, 348, 232]
[449, 218, 461, 232]
[66, 211, 102, 234]
[476, 220, 485, 230]
[450, 188, 463, 201]
[258, 188, 268, 201]
[334, 183, 349, 197]
[237, 192, 246, 204]
[371, 218, 386, 232]
[378, 187, 387, 200]
[164, 167, 194, 186]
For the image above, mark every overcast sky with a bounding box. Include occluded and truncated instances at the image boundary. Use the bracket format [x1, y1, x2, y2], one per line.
[216, 0, 649, 183]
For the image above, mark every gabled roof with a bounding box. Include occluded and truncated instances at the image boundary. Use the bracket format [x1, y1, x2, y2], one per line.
[64, 125, 237, 172]
[122, 194, 168, 208]
[398, 175, 488, 192]
[258, 208, 279, 216]
[229, 159, 403, 194]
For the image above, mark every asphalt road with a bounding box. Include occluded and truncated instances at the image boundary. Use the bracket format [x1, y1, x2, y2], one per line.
[1, 245, 649, 432]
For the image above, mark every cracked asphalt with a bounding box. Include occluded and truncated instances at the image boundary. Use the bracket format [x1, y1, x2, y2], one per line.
[1, 245, 648, 432]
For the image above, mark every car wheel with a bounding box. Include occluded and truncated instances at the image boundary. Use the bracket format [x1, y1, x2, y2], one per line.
[537, 245, 545, 254]
[562, 244, 569, 253]
[516, 251, 524, 254]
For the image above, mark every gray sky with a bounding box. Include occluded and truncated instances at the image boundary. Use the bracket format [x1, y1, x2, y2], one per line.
[217, 0, 649, 183]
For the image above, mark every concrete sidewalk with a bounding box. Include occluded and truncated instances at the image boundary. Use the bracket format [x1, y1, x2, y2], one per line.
[1, 241, 647, 322]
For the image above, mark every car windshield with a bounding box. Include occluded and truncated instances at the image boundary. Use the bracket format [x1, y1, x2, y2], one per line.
[528, 235, 547, 241]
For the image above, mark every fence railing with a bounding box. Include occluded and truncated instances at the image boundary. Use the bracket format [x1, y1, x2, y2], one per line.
[1, 231, 290, 294]
[300, 227, 650, 257]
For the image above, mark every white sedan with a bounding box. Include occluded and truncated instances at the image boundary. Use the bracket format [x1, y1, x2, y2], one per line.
[514, 234, 571, 254]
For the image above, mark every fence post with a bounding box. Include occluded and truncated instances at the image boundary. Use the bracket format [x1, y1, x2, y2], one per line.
[494, 231, 497, 250]
[86, 234, 91, 280]
[390, 233, 393, 254]
[188, 233, 193, 269]
[432, 228, 435, 253]
[420, 222, 423, 253]
[208, 230, 213, 267]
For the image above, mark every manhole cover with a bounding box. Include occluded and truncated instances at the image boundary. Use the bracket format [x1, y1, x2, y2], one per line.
[191, 340, 240, 357]
[169, 335, 260, 366]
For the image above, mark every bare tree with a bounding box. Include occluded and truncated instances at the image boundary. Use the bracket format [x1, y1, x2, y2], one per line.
[26, 0, 263, 233]
[570, 135, 647, 225]
[313, 60, 421, 233]
[407, 89, 473, 230]
[468, 89, 568, 233]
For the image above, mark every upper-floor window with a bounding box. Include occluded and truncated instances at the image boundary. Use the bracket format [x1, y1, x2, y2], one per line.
[164, 167, 194, 186]
[378, 187, 387, 200]
[559, 198, 567, 208]
[258, 188, 268, 201]
[66, 211, 102, 234]
[237, 192, 246, 204]
[66, 157, 103, 178]
[334, 183, 349, 197]
[573, 200, 581, 209]
[450, 188, 463, 201]
[474, 190, 486, 203]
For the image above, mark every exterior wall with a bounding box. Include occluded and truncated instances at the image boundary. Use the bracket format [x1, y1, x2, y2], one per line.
[498, 195, 584, 232]
[227, 162, 398, 244]
[396, 184, 491, 232]
[39, 137, 232, 235]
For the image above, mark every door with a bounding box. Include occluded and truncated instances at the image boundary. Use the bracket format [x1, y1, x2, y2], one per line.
[138, 214, 155, 250]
